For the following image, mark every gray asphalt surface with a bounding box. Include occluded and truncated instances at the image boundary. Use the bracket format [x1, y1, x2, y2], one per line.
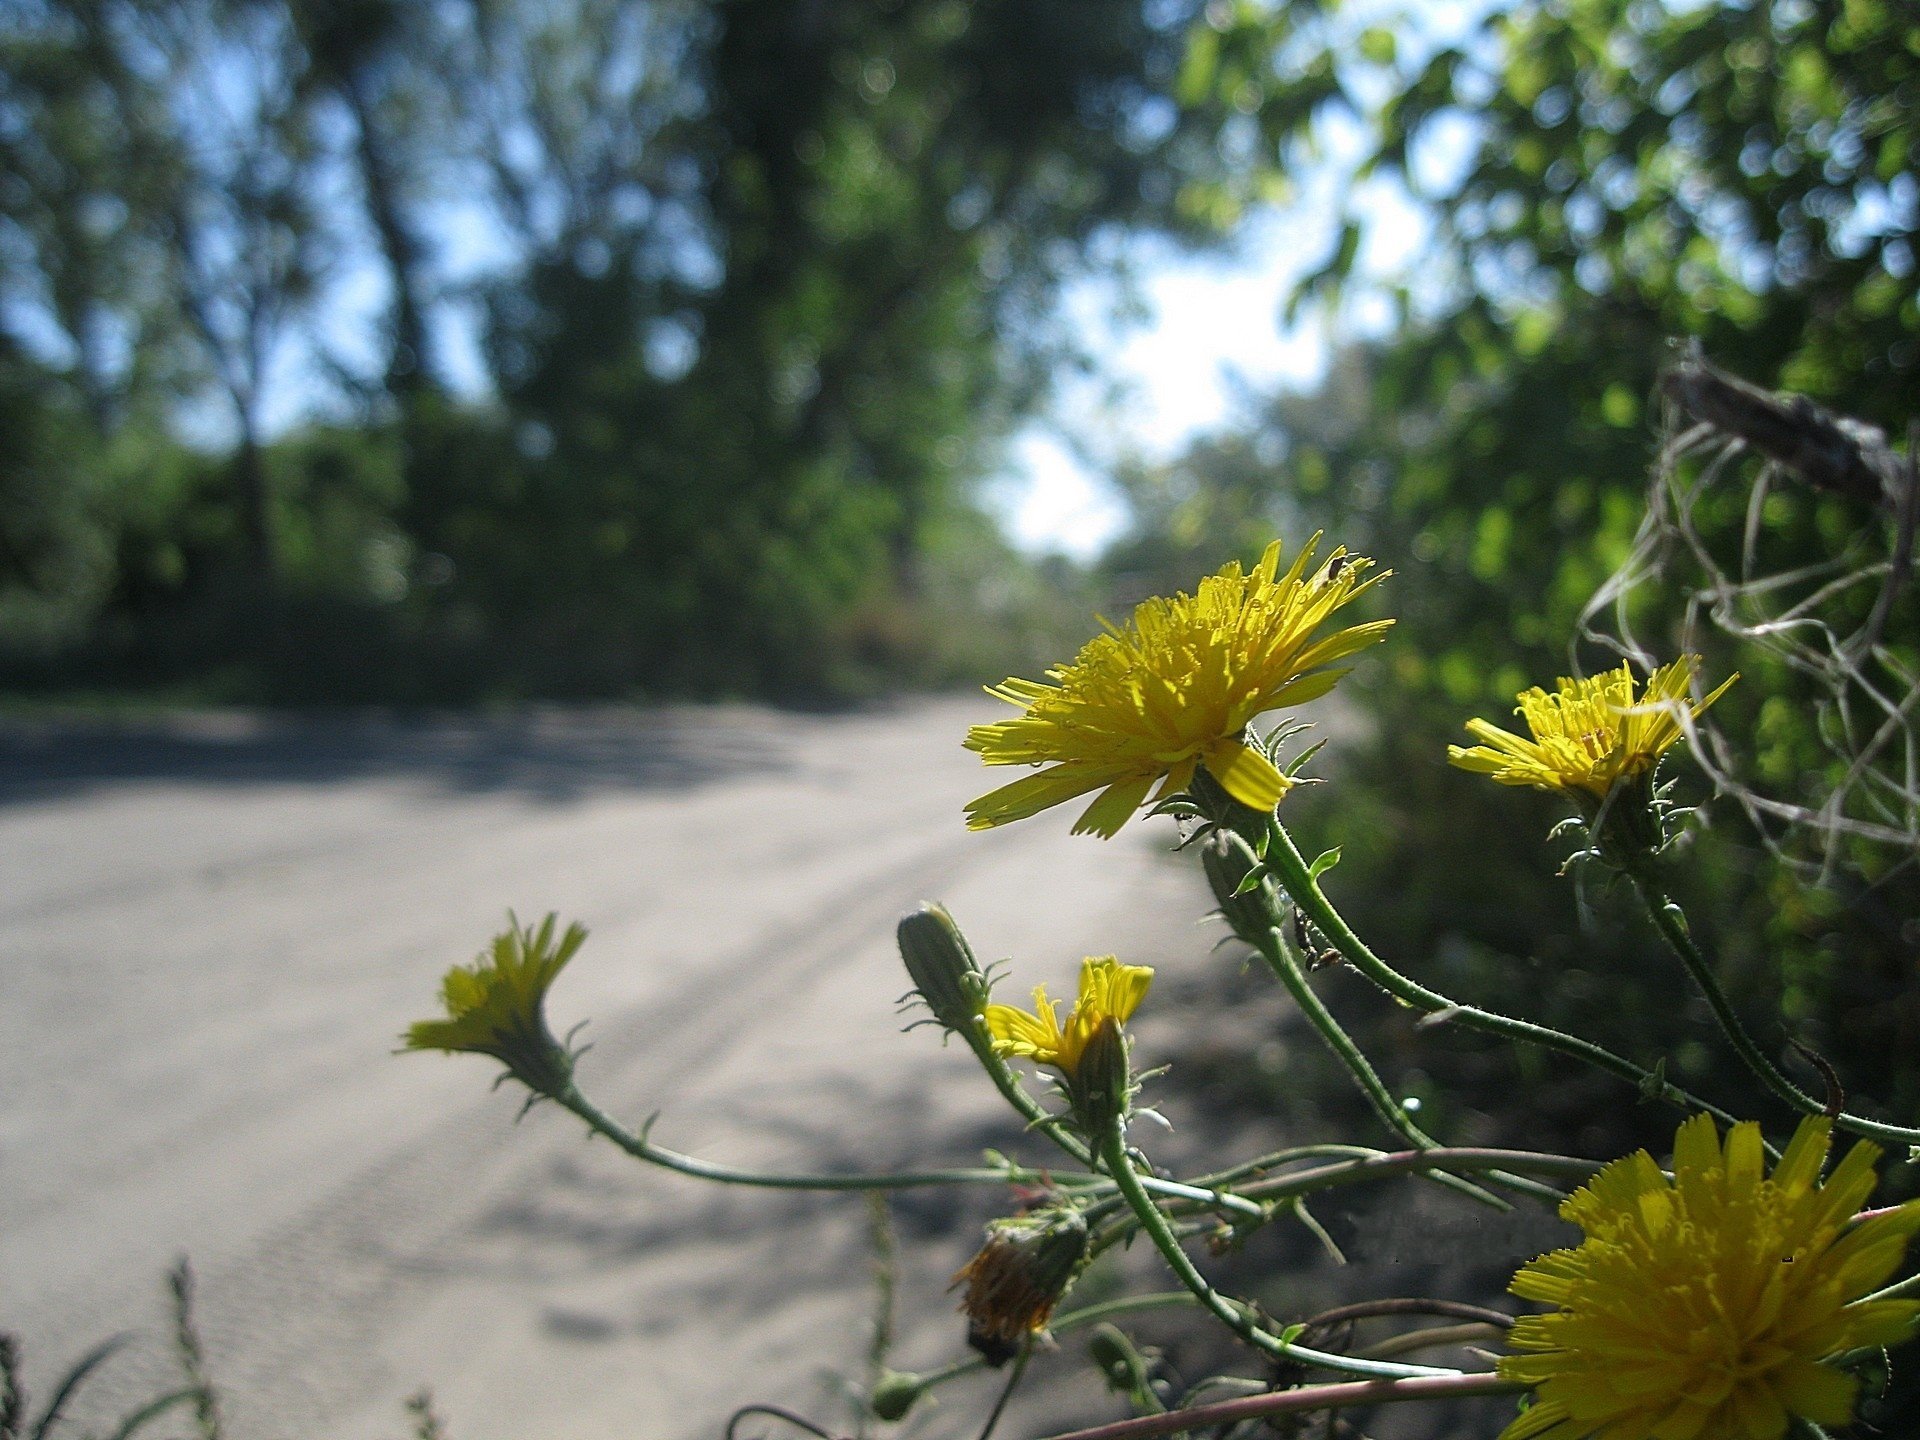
[0, 699, 1221, 1440]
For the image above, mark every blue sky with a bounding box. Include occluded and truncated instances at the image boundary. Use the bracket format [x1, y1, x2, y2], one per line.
[986, 0, 1491, 562]
[989, 177, 1434, 562]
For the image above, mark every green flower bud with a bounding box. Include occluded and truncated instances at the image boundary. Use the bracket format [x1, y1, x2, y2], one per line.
[868, 1369, 927, 1422]
[1591, 768, 1668, 870]
[1068, 1015, 1133, 1138]
[1200, 836, 1268, 945]
[897, 904, 990, 1040]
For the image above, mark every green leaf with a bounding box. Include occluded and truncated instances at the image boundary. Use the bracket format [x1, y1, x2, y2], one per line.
[104, 1390, 199, 1440]
[1177, 26, 1221, 107]
[31, 1337, 128, 1440]
[1308, 846, 1342, 879]
[1284, 738, 1329, 777]
[1637, 1057, 1670, 1104]
[1358, 27, 1397, 66]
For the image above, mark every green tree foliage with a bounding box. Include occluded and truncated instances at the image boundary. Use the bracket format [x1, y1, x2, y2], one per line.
[1149, 0, 1920, 1185]
[1, 0, 1283, 700]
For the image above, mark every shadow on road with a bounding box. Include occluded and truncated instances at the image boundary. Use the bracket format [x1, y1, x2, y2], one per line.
[0, 708, 804, 807]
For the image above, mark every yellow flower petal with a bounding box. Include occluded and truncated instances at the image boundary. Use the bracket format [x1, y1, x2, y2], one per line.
[1202, 736, 1293, 813]
[1452, 658, 1734, 801]
[965, 537, 1390, 836]
[985, 956, 1153, 1078]
[1497, 1113, 1919, 1440]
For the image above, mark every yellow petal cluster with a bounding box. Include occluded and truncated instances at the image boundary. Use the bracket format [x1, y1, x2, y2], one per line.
[1449, 657, 1735, 801]
[405, 913, 587, 1094]
[984, 956, 1153, 1079]
[1499, 1113, 1920, 1440]
[965, 537, 1391, 837]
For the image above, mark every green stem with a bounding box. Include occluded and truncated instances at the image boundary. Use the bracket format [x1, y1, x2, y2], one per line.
[561, 1080, 1262, 1211]
[1862, 1269, 1920, 1305]
[1258, 817, 1751, 1131]
[1036, 1371, 1522, 1440]
[965, 1030, 1097, 1168]
[1255, 927, 1435, 1150]
[1123, 1175, 1267, 1218]
[975, 1344, 1030, 1440]
[913, 1294, 1202, 1395]
[1095, 1128, 1466, 1382]
[558, 1085, 1065, 1192]
[1253, 916, 1563, 1207]
[1078, 1178, 1265, 1227]
[1190, 1143, 1390, 1190]
[1085, 1144, 1597, 1259]
[1234, 1147, 1603, 1206]
[1202, 810, 1569, 1206]
[1629, 874, 1920, 1147]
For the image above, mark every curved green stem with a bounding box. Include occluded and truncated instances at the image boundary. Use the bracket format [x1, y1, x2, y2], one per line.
[1258, 817, 1752, 1131]
[1256, 927, 1436, 1150]
[557, 1085, 1065, 1192]
[964, 1029, 1097, 1168]
[975, 1343, 1030, 1440]
[1253, 915, 1563, 1207]
[1629, 874, 1920, 1147]
[1862, 1269, 1920, 1305]
[1201, 812, 1572, 1206]
[1190, 1142, 1390, 1190]
[1095, 1127, 1466, 1382]
[1233, 1147, 1603, 1206]
[911, 1294, 1202, 1396]
[1087, 1143, 1597, 1259]
[561, 1078, 1271, 1213]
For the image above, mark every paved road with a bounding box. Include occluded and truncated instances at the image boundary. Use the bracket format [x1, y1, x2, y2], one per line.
[0, 699, 1220, 1440]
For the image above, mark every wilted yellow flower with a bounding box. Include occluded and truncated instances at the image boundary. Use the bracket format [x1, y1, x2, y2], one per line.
[953, 1207, 1090, 1359]
[965, 537, 1391, 837]
[1449, 657, 1735, 801]
[404, 913, 587, 1096]
[984, 955, 1153, 1079]
[1498, 1113, 1920, 1440]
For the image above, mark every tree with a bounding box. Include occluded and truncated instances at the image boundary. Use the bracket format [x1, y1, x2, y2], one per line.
[1140, 0, 1920, 1198]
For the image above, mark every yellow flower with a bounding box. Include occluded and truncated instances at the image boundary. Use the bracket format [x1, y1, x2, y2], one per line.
[1449, 657, 1735, 801]
[965, 537, 1391, 837]
[984, 956, 1153, 1079]
[1498, 1113, 1920, 1440]
[404, 912, 587, 1096]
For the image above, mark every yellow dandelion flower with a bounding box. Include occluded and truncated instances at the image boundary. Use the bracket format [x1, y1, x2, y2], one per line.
[984, 955, 1153, 1079]
[1449, 656, 1736, 801]
[965, 536, 1392, 837]
[404, 912, 587, 1096]
[1498, 1113, 1920, 1440]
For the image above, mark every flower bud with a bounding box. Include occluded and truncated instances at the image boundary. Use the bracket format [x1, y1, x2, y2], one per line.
[953, 1206, 1090, 1360]
[897, 904, 990, 1041]
[868, 1369, 927, 1422]
[1591, 769, 1668, 870]
[1067, 1016, 1133, 1137]
[1200, 836, 1268, 945]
